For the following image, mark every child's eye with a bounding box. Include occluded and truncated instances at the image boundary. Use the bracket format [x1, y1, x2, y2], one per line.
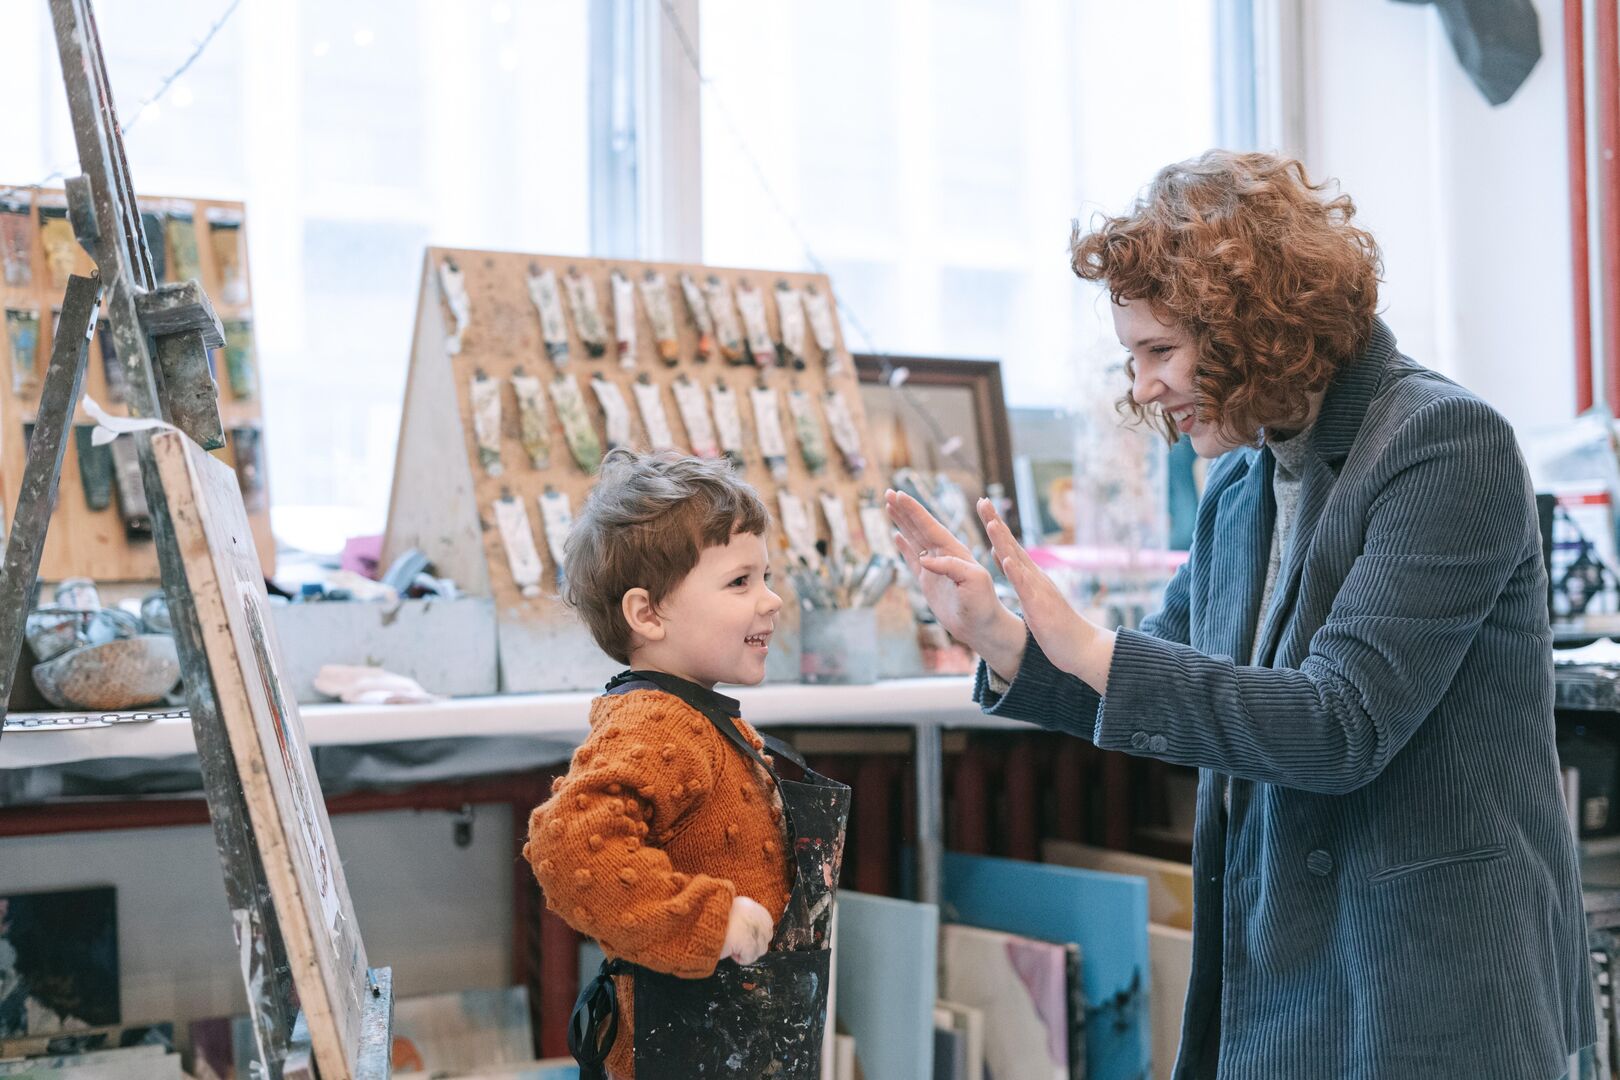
[729, 576, 749, 588]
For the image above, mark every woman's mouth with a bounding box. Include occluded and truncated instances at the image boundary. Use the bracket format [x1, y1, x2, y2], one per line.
[1168, 405, 1196, 434]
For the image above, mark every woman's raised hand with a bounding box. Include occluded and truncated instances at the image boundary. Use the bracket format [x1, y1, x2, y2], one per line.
[976, 497, 1107, 686]
[885, 489, 1027, 679]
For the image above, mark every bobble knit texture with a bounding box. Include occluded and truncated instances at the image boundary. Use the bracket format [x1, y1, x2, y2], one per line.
[524, 687, 791, 1078]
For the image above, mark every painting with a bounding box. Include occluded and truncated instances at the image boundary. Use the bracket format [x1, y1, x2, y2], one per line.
[940, 924, 1071, 1080]
[854, 355, 1017, 537]
[1000, 404, 1076, 548]
[0, 887, 119, 1039]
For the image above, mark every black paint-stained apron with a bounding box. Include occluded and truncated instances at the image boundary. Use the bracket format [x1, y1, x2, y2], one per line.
[569, 670, 851, 1079]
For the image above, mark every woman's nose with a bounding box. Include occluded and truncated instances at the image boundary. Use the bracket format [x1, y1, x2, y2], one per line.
[1132, 365, 1164, 406]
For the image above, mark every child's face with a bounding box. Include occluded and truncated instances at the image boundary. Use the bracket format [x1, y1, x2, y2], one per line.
[644, 530, 783, 688]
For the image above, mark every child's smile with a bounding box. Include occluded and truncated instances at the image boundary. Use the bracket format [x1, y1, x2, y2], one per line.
[637, 530, 782, 688]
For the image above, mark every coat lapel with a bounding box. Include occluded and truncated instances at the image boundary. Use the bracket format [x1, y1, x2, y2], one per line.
[1252, 452, 1333, 666]
[1206, 447, 1271, 664]
[1251, 318, 1400, 666]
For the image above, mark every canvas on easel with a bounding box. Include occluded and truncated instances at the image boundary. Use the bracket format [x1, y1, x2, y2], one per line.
[150, 428, 370, 1077]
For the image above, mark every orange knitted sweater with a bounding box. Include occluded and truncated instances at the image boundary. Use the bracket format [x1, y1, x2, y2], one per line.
[523, 684, 792, 1078]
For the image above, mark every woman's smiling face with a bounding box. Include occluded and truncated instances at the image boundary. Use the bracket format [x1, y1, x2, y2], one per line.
[1113, 296, 1245, 459]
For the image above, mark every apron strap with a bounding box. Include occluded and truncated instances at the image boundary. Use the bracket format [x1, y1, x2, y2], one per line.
[761, 733, 812, 775]
[568, 958, 626, 1079]
[613, 670, 781, 777]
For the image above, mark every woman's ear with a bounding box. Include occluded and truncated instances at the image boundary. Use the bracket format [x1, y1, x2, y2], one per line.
[621, 587, 666, 643]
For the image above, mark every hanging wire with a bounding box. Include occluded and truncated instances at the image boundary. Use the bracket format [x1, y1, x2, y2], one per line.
[1, 0, 244, 200]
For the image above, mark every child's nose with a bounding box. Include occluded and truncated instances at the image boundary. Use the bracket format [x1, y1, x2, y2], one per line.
[761, 587, 783, 614]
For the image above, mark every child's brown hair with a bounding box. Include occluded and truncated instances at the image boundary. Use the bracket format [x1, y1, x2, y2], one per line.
[563, 448, 771, 664]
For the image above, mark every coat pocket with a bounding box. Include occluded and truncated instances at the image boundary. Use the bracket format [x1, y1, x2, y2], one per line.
[1367, 842, 1507, 884]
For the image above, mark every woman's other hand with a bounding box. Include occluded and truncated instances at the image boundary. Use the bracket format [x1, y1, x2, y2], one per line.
[978, 498, 1115, 691]
[886, 489, 1027, 680]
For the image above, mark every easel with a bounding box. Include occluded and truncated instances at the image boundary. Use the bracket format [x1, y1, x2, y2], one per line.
[0, 1, 392, 1076]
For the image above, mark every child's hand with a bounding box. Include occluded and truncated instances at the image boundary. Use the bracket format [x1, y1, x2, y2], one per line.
[721, 895, 774, 965]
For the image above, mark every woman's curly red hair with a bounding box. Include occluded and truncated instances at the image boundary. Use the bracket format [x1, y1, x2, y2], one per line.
[1071, 150, 1382, 445]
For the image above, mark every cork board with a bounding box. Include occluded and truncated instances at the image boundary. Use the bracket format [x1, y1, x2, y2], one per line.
[0, 186, 273, 582]
[384, 248, 924, 691]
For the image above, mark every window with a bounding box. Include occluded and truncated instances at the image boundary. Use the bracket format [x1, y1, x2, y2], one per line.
[700, 0, 1227, 409]
[1, 0, 594, 555]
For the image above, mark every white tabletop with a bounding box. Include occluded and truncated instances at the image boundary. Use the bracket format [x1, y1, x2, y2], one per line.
[0, 676, 1024, 770]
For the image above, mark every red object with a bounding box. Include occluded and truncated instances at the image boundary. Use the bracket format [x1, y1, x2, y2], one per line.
[537, 908, 580, 1058]
[1003, 740, 1040, 862]
[949, 744, 991, 855]
[1052, 739, 1089, 843]
[1597, 0, 1620, 413]
[1568, 0, 1595, 412]
[851, 757, 899, 895]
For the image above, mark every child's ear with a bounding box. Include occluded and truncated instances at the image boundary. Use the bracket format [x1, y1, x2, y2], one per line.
[621, 587, 666, 642]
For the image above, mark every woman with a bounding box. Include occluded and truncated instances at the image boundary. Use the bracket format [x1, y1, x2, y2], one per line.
[889, 151, 1592, 1079]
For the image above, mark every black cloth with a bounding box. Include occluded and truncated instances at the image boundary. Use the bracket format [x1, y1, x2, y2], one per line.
[1392, 0, 1541, 105]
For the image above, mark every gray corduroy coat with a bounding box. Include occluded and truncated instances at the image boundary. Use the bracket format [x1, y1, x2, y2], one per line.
[978, 321, 1592, 1079]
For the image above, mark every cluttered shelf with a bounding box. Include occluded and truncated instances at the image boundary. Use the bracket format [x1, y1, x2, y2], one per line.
[0, 675, 999, 771]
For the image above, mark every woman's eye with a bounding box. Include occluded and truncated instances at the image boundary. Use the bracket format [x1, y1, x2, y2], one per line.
[1151, 345, 1174, 355]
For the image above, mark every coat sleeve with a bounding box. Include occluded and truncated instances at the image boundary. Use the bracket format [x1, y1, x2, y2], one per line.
[1094, 396, 1537, 794]
[525, 702, 735, 978]
[974, 555, 1194, 737]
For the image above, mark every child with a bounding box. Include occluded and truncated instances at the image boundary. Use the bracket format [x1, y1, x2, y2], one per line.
[525, 449, 849, 1080]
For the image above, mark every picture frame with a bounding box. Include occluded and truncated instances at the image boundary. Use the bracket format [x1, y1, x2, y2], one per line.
[853, 354, 1018, 536]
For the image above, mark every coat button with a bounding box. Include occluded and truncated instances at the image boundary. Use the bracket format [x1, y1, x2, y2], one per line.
[1130, 731, 1149, 750]
[1306, 849, 1333, 877]
[1148, 734, 1168, 753]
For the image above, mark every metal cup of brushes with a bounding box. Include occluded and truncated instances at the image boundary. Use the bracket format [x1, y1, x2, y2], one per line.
[790, 551, 896, 685]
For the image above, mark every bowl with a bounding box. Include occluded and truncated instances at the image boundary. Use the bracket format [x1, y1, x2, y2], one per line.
[31, 634, 182, 710]
[24, 606, 143, 663]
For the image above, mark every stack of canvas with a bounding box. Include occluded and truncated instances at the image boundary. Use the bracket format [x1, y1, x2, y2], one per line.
[389, 987, 536, 1076]
[937, 925, 1079, 1080]
[835, 892, 938, 1080]
[189, 987, 543, 1079]
[941, 852, 1151, 1080]
[1042, 841, 1195, 1080]
[0, 1043, 182, 1078]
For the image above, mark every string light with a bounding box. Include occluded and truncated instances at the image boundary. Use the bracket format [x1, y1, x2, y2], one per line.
[121, 0, 242, 135]
[1, 0, 244, 199]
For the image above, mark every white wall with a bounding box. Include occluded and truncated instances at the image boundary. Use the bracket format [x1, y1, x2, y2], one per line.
[1299, 0, 1575, 433]
[0, 807, 515, 1029]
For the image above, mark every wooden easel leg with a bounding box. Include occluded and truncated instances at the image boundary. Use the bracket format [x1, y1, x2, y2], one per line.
[0, 272, 100, 731]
